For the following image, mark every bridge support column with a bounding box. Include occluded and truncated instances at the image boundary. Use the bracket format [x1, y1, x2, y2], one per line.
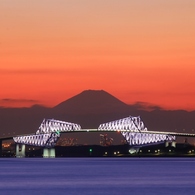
[165, 141, 169, 147]
[43, 148, 55, 158]
[16, 144, 26, 158]
[165, 141, 176, 148]
[171, 141, 176, 148]
[0, 140, 2, 157]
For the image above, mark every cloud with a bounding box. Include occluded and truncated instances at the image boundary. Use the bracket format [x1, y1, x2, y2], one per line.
[0, 98, 38, 103]
[0, 98, 42, 108]
[131, 101, 163, 111]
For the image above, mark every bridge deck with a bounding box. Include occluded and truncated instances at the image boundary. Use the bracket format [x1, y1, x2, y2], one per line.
[72, 129, 195, 137]
[1, 129, 195, 140]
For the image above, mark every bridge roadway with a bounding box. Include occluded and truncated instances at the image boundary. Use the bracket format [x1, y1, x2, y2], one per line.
[1, 129, 195, 141]
[77, 129, 195, 137]
[0, 129, 195, 157]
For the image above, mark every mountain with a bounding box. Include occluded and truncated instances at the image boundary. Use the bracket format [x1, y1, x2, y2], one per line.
[0, 90, 195, 144]
[53, 90, 129, 114]
[52, 90, 133, 128]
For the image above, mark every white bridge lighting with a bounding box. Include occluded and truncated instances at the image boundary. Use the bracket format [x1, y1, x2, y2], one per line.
[13, 119, 81, 147]
[98, 116, 175, 145]
[13, 116, 175, 147]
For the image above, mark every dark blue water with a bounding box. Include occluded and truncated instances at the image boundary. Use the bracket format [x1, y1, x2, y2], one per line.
[0, 158, 195, 195]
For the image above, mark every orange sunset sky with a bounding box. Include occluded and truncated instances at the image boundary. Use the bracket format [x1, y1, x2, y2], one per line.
[0, 0, 195, 110]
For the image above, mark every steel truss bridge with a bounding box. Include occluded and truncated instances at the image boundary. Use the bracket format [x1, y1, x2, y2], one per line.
[11, 116, 195, 157]
[13, 116, 195, 148]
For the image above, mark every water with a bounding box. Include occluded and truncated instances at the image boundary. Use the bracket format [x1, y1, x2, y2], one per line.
[0, 158, 195, 195]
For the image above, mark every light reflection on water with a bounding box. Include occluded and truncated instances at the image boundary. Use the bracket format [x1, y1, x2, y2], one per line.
[0, 158, 195, 195]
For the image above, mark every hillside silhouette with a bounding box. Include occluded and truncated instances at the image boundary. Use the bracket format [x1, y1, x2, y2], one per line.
[54, 90, 129, 114]
[0, 90, 195, 144]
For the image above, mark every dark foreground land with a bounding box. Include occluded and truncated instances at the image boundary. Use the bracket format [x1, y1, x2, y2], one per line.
[2, 142, 195, 157]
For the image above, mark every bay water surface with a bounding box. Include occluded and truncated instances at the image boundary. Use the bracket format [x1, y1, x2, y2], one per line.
[0, 158, 195, 195]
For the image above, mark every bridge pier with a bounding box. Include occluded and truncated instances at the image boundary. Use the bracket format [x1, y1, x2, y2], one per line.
[0, 140, 2, 157]
[165, 141, 176, 148]
[43, 148, 55, 158]
[171, 141, 176, 147]
[16, 144, 26, 157]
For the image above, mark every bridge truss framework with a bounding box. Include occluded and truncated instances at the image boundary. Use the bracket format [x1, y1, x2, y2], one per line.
[13, 116, 175, 147]
[98, 116, 175, 145]
[13, 119, 81, 147]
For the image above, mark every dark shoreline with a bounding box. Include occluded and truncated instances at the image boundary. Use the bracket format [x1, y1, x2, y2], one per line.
[2, 142, 195, 157]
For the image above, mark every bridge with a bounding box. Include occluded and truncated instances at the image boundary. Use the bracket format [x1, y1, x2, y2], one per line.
[2, 116, 195, 157]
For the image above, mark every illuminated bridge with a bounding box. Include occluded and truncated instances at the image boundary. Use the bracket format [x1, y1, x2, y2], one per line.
[11, 116, 195, 157]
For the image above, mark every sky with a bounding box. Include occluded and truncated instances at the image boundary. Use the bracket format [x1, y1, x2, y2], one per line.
[0, 0, 195, 110]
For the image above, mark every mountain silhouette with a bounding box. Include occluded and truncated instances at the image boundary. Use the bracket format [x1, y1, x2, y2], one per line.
[0, 90, 195, 144]
[52, 90, 135, 129]
[53, 90, 129, 114]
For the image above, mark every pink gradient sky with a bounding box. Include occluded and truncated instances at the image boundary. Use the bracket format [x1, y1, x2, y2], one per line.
[0, 0, 195, 110]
